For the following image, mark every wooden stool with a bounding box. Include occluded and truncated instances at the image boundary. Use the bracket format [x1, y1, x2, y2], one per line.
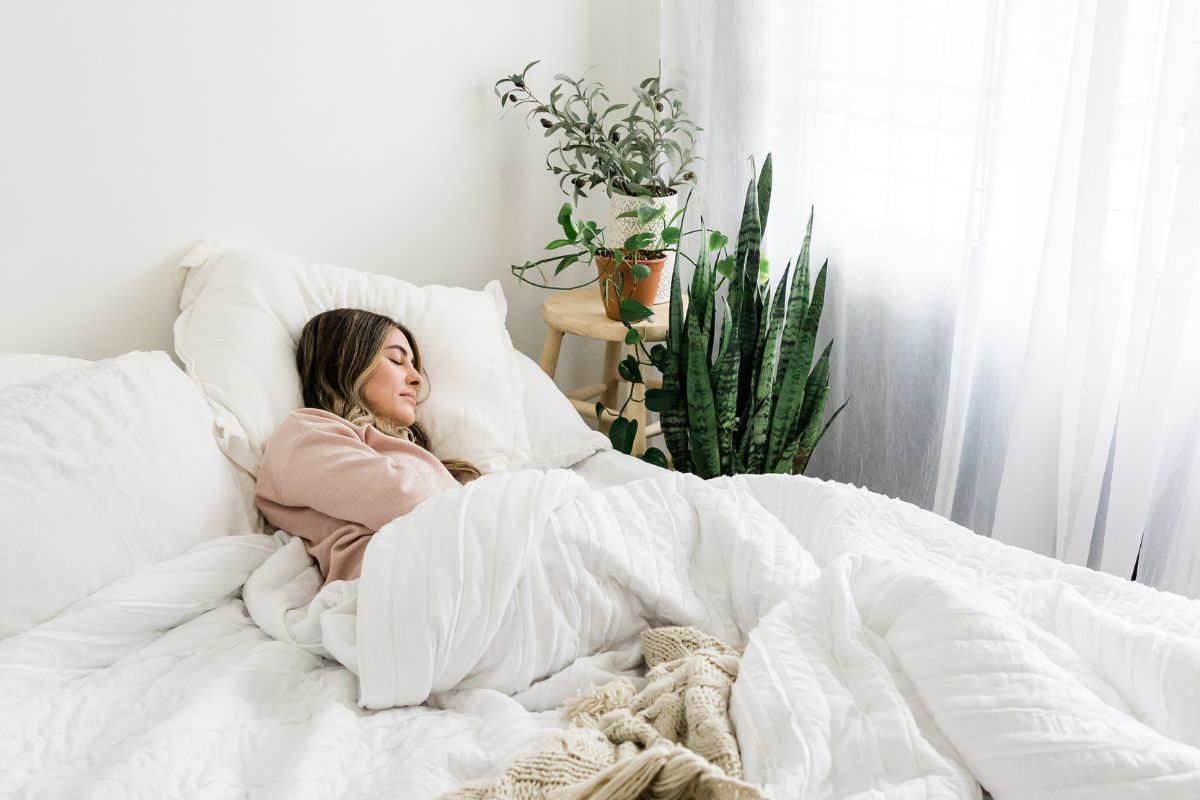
[539, 286, 673, 456]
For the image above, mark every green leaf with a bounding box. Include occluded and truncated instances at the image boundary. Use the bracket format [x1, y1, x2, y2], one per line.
[640, 447, 669, 469]
[554, 253, 581, 275]
[608, 417, 638, 454]
[625, 327, 644, 345]
[645, 387, 679, 412]
[616, 210, 641, 219]
[661, 226, 681, 245]
[631, 263, 651, 280]
[556, 202, 577, 240]
[715, 255, 735, 280]
[623, 232, 656, 253]
[708, 231, 728, 252]
[649, 343, 669, 370]
[619, 299, 654, 323]
[545, 239, 573, 250]
[758, 255, 770, 284]
[637, 204, 666, 225]
[618, 354, 643, 383]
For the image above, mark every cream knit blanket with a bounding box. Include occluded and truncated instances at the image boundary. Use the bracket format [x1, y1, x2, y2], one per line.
[440, 627, 766, 800]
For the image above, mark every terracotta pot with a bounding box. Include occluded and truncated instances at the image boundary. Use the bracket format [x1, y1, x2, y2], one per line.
[595, 253, 668, 321]
[606, 190, 679, 305]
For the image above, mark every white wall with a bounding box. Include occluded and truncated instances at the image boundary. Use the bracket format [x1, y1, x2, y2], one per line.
[0, 1, 659, 390]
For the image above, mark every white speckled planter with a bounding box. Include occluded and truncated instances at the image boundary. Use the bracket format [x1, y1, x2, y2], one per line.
[605, 191, 678, 305]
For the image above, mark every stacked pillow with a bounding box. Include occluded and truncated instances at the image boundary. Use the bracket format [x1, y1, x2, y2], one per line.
[0, 351, 260, 639]
[173, 240, 608, 477]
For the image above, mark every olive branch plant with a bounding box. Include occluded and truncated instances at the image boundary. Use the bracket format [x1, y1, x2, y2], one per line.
[495, 61, 700, 203]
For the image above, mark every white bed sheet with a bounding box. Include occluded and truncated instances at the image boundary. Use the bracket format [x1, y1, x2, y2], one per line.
[5, 449, 1200, 799]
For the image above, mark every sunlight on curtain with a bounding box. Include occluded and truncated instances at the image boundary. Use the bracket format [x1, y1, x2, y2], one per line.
[662, 0, 1200, 597]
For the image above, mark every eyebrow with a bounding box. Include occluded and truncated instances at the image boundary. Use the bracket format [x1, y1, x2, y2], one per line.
[384, 344, 411, 358]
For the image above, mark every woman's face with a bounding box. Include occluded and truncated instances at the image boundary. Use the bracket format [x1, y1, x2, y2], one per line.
[362, 327, 422, 429]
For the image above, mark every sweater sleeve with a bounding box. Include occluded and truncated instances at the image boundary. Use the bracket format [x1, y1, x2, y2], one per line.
[270, 414, 454, 532]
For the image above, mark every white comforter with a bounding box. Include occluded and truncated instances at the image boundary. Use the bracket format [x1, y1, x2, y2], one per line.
[350, 469, 1200, 799]
[4, 465, 1200, 799]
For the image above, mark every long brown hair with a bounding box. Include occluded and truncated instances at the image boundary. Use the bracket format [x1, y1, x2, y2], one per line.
[295, 308, 481, 482]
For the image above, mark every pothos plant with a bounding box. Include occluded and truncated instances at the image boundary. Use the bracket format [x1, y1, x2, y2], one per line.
[516, 153, 847, 477]
[495, 61, 699, 203]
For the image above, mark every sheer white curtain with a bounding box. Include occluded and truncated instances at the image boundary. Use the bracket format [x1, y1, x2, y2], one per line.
[662, 0, 1200, 597]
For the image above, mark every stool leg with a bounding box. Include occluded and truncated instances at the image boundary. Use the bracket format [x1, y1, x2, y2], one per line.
[539, 329, 565, 379]
[630, 360, 648, 455]
[600, 340, 622, 409]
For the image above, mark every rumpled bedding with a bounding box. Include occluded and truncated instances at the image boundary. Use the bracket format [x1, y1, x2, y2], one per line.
[348, 469, 1200, 798]
[4, 465, 1200, 799]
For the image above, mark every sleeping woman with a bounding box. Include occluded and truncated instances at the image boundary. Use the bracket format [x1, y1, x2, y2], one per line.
[255, 308, 480, 585]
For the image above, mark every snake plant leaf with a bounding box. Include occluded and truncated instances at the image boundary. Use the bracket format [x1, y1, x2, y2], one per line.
[712, 297, 741, 475]
[795, 209, 814, 312]
[757, 153, 773, 236]
[661, 252, 691, 472]
[684, 243, 719, 477]
[731, 163, 768, 420]
[777, 340, 833, 473]
[794, 395, 849, 474]
[743, 261, 790, 472]
[768, 252, 825, 467]
[686, 298, 719, 477]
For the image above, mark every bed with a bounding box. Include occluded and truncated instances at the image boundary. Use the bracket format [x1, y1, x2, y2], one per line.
[3, 243, 1199, 799]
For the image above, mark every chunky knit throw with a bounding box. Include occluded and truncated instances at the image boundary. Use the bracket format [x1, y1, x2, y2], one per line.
[440, 627, 766, 800]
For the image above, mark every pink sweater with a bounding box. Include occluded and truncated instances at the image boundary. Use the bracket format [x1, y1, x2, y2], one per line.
[255, 408, 467, 584]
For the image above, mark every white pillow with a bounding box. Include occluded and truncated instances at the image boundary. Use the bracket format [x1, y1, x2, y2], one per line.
[514, 351, 611, 469]
[0, 351, 260, 639]
[0, 354, 89, 390]
[173, 241, 532, 476]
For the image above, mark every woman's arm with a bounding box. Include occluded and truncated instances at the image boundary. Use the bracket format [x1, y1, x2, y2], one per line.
[268, 413, 459, 531]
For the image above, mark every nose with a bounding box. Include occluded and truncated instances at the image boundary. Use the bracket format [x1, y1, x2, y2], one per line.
[407, 368, 422, 389]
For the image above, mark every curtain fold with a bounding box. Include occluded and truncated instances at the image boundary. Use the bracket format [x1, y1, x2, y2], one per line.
[662, 0, 1200, 597]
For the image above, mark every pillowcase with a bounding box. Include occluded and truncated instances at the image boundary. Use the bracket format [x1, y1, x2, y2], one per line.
[513, 350, 611, 469]
[173, 241, 532, 477]
[0, 351, 260, 639]
[0, 353, 89, 390]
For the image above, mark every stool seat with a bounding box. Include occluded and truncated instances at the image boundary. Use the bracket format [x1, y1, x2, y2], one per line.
[541, 286, 671, 342]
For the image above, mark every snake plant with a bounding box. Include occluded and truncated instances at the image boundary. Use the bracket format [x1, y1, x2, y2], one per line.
[646, 154, 847, 477]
